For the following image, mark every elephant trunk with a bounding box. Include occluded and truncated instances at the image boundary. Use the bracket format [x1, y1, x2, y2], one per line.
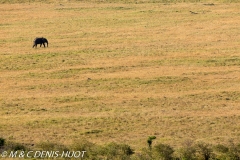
[46, 40, 48, 47]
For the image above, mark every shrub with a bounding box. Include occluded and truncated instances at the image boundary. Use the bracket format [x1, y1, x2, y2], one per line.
[101, 142, 134, 159]
[147, 136, 156, 149]
[227, 140, 240, 160]
[131, 148, 153, 160]
[0, 138, 5, 147]
[5, 141, 26, 151]
[154, 143, 174, 160]
[121, 144, 134, 156]
[214, 144, 229, 160]
[70, 139, 95, 158]
[195, 142, 213, 160]
[179, 140, 196, 160]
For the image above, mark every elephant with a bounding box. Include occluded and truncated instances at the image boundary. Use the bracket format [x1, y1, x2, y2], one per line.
[33, 37, 48, 48]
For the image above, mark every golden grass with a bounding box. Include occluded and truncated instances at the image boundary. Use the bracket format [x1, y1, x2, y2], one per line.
[0, 1, 240, 152]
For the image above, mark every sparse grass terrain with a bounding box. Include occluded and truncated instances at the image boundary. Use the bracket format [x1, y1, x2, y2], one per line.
[0, 0, 240, 159]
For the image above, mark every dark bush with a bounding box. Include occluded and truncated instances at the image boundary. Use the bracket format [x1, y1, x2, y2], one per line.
[5, 141, 26, 151]
[101, 142, 134, 159]
[214, 144, 229, 160]
[70, 139, 95, 158]
[227, 140, 240, 160]
[154, 143, 174, 160]
[121, 144, 135, 156]
[0, 138, 5, 147]
[215, 144, 229, 153]
[195, 142, 213, 160]
[147, 136, 156, 149]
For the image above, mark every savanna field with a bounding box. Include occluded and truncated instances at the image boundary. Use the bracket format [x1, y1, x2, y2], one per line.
[0, 0, 240, 159]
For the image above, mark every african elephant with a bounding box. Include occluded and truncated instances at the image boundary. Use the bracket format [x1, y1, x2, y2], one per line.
[33, 37, 48, 48]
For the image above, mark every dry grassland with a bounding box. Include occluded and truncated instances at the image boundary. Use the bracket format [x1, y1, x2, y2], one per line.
[0, 1, 240, 151]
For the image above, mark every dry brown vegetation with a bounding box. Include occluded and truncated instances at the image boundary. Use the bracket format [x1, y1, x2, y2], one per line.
[0, 0, 240, 156]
